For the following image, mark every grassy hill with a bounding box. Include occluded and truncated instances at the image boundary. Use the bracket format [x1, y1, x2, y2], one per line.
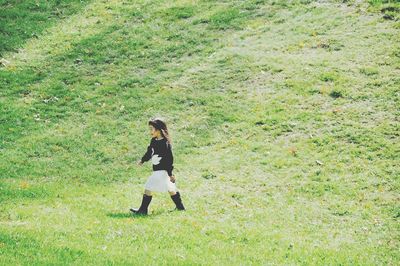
[0, 0, 399, 265]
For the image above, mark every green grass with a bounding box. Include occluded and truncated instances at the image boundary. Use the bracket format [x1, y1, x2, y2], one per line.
[0, 0, 92, 56]
[0, 0, 399, 265]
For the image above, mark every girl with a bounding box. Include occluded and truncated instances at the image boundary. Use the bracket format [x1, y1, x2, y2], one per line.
[130, 118, 185, 215]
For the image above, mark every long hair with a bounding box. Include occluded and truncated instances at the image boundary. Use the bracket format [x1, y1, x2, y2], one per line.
[148, 118, 172, 146]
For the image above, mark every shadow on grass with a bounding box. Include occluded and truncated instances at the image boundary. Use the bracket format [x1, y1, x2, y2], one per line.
[107, 212, 133, 219]
[106, 209, 173, 219]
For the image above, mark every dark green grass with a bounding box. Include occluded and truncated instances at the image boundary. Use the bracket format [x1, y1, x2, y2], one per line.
[0, 0, 92, 56]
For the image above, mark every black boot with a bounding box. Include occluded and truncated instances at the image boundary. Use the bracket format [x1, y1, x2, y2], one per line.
[130, 194, 152, 215]
[170, 191, 185, 211]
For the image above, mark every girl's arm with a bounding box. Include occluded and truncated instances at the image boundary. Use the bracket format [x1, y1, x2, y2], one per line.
[140, 139, 154, 163]
[165, 142, 174, 176]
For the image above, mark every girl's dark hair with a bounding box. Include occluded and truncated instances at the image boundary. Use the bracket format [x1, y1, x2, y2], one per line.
[148, 118, 172, 145]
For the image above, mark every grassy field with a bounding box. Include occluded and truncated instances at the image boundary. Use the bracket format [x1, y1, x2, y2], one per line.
[0, 0, 399, 265]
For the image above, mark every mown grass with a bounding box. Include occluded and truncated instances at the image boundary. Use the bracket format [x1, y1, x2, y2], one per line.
[0, 0, 399, 265]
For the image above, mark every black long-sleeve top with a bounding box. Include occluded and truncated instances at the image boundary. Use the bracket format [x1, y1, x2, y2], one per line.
[140, 137, 174, 176]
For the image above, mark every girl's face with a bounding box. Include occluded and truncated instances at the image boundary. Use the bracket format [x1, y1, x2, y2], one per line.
[149, 125, 161, 138]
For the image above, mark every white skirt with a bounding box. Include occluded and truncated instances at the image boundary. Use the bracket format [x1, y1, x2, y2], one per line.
[144, 170, 177, 193]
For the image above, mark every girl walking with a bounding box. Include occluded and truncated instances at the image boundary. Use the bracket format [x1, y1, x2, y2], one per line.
[130, 118, 185, 215]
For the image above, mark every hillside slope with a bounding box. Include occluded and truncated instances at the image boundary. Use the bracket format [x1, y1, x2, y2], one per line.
[0, 0, 399, 265]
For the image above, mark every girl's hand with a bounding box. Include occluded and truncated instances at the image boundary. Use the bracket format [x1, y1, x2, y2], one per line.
[169, 175, 176, 183]
[137, 160, 143, 166]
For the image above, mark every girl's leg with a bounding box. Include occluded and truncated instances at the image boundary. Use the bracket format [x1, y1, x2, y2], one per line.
[130, 190, 153, 215]
[170, 190, 185, 210]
